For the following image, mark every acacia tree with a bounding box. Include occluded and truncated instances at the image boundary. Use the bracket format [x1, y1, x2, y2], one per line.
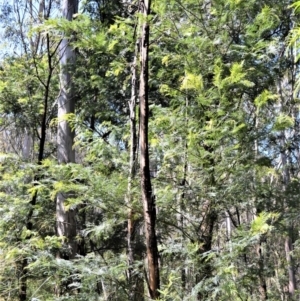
[0, 1, 61, 299]
[2, 0, 300, 300]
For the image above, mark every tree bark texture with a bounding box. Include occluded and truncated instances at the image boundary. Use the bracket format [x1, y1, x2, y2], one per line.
[285, 235, 297, 297]
[127, 39, 144, 300]
[56, 0, 78, 260]
[139, 0, 160, 298]
[128, 40, 138, 278]
[281, 140, 297, 297]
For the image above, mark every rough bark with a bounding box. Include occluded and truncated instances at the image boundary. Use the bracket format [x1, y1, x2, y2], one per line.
[139, 0, 160, 298]
[56, 0, 78, 260]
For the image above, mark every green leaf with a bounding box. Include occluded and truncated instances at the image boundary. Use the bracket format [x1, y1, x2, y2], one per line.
[254, 90, 277, 108]
[180, 72, 203, 91]
[273, 114, 294, 131]
[251, 212, 278, 235]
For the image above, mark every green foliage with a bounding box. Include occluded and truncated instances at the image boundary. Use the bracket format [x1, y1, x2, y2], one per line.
[0, 0, 299, 300]
[273, 114, 295, 131]
[254, 90, 277, 109]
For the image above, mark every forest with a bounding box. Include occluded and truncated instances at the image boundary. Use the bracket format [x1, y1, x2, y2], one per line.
[1, 0, 300, 300]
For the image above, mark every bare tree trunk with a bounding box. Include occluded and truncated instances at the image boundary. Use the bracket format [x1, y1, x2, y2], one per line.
[281, 144, 297, 297]
[139, 0, 160, 298]
[127, 39, 138, 282]
[257, 230, 268, 300]
[180, 158, 187, 299]
[179, 96, 189, 299]
[127, 39, 144, 300]
[253, 112, 268, 301]
[277, 44, 297, 295]
[56, 0, 78, 260]
[196, 143, 217, 300]
[22, 129, 32, 160]
[285, 235, 296, 297]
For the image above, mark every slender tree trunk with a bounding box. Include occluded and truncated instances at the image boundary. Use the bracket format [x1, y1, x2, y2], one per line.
[197, 144, 217, 300]
[285, 235, 296, 297]
[281, 143, 297, 297]
[180, 158, 187, 299]
[56, 0, 78, 260]
[139, 0, 160, 298]
[128, 39, 138, 280]
[253, 113, 268, 300]
[257, 224, 268, 300]
[196, 208, 217, 300]
[180, 96, 189, 298]
[19, 33, 54, 301]
[18, 258, 28, 301]
[277, 46, 297, 295]
[127, 39, 144, 300]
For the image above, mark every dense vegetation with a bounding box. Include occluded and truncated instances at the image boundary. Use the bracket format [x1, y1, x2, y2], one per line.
[1, 0, 300, 300]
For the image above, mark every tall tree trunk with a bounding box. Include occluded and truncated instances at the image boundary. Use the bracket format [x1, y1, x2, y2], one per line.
[197, 144, 217, 300]
[180, 155, 187, 299]
[285, 235, 296, 297]
[56, 0, 78, 260]
[179, 96, 189, 298]
[253, 112, 268, 300]
[139, 0, 160, 298]
[256, 218, 268, 300]
[127, 39, 144, 300]
[281, 143, 297, 297]
[277, 41, 297, 295]
[127, 39, 138, 281]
